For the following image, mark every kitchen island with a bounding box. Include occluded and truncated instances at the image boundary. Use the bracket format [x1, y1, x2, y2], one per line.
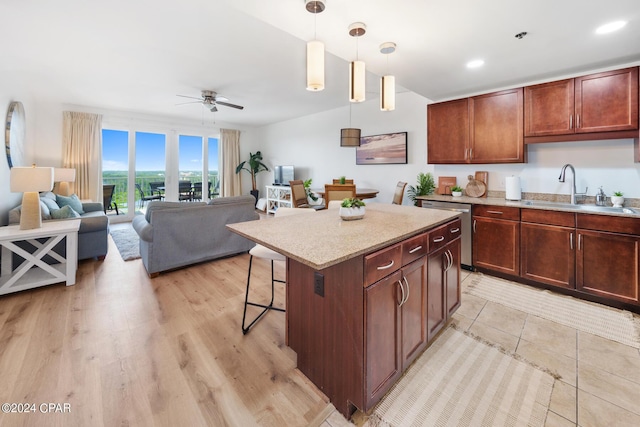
[227, 203, 461, 418]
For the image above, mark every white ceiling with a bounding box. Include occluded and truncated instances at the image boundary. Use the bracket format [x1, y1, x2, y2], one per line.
[2, 0, 639, 128]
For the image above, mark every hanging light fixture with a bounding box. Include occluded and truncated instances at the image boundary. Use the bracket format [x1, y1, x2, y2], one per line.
[348, 22, 366, 103]
[380, 42, 396, 111]
[340, 101, 361, 147]
[306, 0, 326, 91]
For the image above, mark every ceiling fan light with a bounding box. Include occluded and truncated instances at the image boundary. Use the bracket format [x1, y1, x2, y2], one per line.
[380, 75, 395, 111]
[349, 60, 366, 102]
[340, 128, 361, 147]
[307, 40, 325, 91]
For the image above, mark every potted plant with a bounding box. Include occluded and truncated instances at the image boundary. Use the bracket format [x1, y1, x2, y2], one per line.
[303, 179, 323, 206]
[451, 185, 463, 197]
[611, 191, 624, 207]
[339, 176, 347, 184]
[407, 172, 435, 206]
[339, 197, 366, 221]
[235, 151, 269, 201]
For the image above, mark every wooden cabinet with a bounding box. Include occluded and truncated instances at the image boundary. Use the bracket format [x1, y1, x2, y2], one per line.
[576, 214, 640, 305]
[525, 67, 639, 142]
[520, 209, 576, 289]
[427, 89, 525, 164]
[472, 205, 520, 276]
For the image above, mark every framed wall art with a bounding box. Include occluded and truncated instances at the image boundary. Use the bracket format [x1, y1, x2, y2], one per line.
[355, 131, 407, 165]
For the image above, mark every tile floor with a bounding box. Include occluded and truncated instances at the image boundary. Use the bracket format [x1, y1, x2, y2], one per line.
[320, 271, 640, 427]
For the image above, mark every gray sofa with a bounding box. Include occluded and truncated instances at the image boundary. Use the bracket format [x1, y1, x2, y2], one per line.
[132, 195, 259, 276]
[8, 192, 109, 260]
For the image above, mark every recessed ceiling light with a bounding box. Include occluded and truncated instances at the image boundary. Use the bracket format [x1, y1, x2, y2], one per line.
[466, 59, 485, 69]
[595, 20, 627, 34]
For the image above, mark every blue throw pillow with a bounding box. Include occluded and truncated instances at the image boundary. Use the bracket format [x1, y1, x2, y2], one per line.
[56, 193, 85, 214]
[40, 196, 60, 212]
[50, 205, 81, 219]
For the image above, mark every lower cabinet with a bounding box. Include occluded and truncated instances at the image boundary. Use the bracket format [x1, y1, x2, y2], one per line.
[427, 238, 461, 340]
[473, 205, 520, 276]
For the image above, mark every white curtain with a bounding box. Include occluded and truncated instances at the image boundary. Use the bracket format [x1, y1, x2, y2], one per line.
[219, 128, 241, 197]
[62, 112, 103, 201]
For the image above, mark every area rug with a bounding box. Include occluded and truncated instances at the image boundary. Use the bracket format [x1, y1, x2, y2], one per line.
[110, 226, 140, 261]
[367, 326, 555, 427]
[466, 274, 640, 349]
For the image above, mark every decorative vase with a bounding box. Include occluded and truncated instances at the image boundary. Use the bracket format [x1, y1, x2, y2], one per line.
[611, 196, 624, 207]
[452, 191, 462, 197]
[339, 206, 365, 221]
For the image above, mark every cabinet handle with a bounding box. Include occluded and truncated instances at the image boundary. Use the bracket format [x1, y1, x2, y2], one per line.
[377, 260, 395, 270]
[578, 234, 582, 251]
[444, 250, 451, 271]
[450, 228, 460, 234]
[577, 114, 580, 129]
[570, 233, 574, 250]
[486, 210, 503, 215]
[473, 219, 477, 233]
[569, 115, 573, 129]
[397, 280, 406, 307]
[448, 250, 454, 271]
[464, 148, 468, 160]
[433, 236, 445, 243]
[408, 245, 423, 254]
[403, 276, 410, 305]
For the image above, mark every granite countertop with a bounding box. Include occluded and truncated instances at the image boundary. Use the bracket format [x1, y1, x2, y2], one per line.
[417, 194, 640, 218]
[226, 203, 460, 270]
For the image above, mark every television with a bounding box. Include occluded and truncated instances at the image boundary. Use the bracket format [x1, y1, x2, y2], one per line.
[273, 165, 295, 186]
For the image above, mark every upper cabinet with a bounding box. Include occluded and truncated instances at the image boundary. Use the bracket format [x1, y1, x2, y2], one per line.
[525, 67, 639, 142]
[427, 88, 525, 164]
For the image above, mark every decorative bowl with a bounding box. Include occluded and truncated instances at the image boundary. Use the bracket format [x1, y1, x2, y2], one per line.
[339, 206, 365, 221]
[452, 191, 463, 197]
[611, 196, 624, 208]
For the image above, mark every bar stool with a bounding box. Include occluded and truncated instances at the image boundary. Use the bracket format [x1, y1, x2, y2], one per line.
[241, 207, 317, 334]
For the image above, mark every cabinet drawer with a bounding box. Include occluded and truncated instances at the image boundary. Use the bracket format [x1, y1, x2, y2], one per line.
[427, 220, 460, 253]
[521, 208, 575, 227]
[446, 218, 462, 241]
[473, 205, 520, 221]
[577, 214, 640, 235]
[402, 233, 428, 266]
[364, 243, 402, 287]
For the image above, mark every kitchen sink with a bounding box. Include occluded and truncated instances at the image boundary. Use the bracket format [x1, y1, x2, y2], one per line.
[520, 200, 640, 215]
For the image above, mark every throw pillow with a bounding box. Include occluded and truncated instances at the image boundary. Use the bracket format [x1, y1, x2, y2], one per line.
[56, 193, 85, 214]
[40, 196, 60, 212]
[50, 205, 81, 219]
[39, 200, 52, 220]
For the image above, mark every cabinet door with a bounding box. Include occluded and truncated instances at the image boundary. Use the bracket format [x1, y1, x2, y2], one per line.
[473, 216, 520, 276]
[400, 258, 428, 369]
[427, 99, 469, 164]
[469, 88, 524, 163]
[576, 67, 639, 134]
[427, 247, 447, 341]
[365, 270, 403, 405]
[521, 222, 576, 289]
[576, 230, 640, 305]
[524, 79, 575, 136]
[445, 239, 461, 317]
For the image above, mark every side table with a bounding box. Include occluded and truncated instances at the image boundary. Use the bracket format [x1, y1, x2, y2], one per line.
[0, 219, 81, 296]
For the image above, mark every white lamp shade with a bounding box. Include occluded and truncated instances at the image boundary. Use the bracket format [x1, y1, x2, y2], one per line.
[380, 75, 396, 111]
[306, 40, 325, 91]
[10, 167, 54, 193]
[349, 60, 366, 102]
[54, 167, 76, 183]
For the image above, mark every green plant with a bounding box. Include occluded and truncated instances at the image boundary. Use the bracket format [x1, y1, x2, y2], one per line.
[451, 185, 463, 193]
[339, 176, 346, 184]
[235, 151, 269, 192]
[341, 197, 366, 208]
[613, 191, 623, 197]
[407, 172, 435, 206]
[303, 179, 318, 201]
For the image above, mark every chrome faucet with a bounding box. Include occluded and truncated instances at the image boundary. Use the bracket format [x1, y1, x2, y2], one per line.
[558, 164, 577, 204]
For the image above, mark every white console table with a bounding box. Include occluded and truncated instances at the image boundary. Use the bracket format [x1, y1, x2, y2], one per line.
[265, 185, 293, 214]
[0, 219, 80, 295]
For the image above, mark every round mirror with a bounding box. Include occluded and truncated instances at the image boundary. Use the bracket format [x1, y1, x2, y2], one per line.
[5, 101, 25, 168]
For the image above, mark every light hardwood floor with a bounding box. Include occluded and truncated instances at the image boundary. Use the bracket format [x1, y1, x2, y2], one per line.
[0, 234, 341, 427]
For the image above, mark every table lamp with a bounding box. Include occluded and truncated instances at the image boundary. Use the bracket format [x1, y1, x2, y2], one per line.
[10, 165, 54, 230]
[54, 167, 76, 196]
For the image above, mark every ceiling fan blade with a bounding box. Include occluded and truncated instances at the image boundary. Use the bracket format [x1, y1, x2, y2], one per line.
[175, 100, 202, 106]
[216, 100, 244, 110]
[176, 94, 202, 100]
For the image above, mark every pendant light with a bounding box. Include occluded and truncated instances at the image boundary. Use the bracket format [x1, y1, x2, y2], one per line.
[348, 22, 366, 103]
[306, 1, 325, 91]
[380, 42, 396, 111]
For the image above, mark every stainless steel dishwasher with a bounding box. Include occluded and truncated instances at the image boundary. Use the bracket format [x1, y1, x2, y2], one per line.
[421, 200, 472, 270]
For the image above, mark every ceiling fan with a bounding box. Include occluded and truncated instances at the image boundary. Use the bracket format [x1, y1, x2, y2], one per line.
[176, 90, 244, 112]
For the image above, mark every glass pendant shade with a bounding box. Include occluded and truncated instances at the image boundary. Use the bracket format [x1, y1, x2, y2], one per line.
[306, 40, 325, 91]
[380, 75, 396, 111]
[340, 128, 361, 147]
[349, 60, 366, 102]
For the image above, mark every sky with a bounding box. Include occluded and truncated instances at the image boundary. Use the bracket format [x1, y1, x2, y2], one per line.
[102, 129, 218, 171]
